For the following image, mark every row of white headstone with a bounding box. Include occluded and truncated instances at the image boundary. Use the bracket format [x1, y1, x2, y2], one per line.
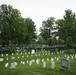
[4, 60, 55, 69]
[2, 54, 76, 70]
[5, 55, 73, 70]
[9, 55, 72, 69]
[0, 53, 51, 57]
[1, 54, 76, 62]
[0, 50, 65, 57]
[0, 52, 65, 60]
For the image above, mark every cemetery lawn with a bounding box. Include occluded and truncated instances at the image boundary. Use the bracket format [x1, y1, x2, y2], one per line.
[0, 51, 76, 75]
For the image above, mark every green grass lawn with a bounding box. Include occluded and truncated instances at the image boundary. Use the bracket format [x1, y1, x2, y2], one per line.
[0, 50, 76, 75]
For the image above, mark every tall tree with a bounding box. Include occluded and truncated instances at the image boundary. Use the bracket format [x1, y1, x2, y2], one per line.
[25, 18, 37, 45]
[0, 4, 27, 46]
[39, 17, 55, 46]
[56, 9, 76, 47]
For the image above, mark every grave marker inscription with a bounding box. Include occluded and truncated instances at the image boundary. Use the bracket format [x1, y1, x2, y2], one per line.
[60, 56, 70, 70]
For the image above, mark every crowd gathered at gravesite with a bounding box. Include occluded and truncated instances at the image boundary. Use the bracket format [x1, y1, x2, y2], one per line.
[0, 45, 66, 54]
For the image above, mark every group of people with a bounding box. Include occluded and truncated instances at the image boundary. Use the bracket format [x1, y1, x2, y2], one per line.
[0, 47, 17, 54]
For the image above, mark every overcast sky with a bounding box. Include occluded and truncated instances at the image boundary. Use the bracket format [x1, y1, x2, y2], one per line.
[0, 0, 76, 34]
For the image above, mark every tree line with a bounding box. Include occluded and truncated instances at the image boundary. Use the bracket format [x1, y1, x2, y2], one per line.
[0, 4, 37, 47]
[0, 4, 76, 49]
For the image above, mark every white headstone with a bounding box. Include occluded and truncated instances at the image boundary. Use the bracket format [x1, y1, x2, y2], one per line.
[57, 58, 59, 61]
[14, 62, 17, 66]
[1, 54, 3, 57]
[58, 56, 60, 59]
[43, 62, 46, 68]
[16, 53, 18, 55]
[10, 62, 16, 69]
[22, 61, 25, 64]
[46, 53, 47, 55]
[32, 59, 35, 63]
[42, 59, 44, 62]
[22, 56, 24, 58]
[39, 54, 40, 56]
[0, 58, 3, 62]
[75, 55, 76, 58]
[55, 57, 56, 59]
[36, 59, 39, 64]
[21, 61, 23, 64]
[12, 56, 15, 60]
[17, 56, 19, 59]
[52, 53, 53, 54]
[5, 63, 9, 67]
[67, 56, 70, 60]
[31, 49, 35, 54]
[27, 55, 28, 57]
[71, 56, 73, 59]
[29, 61, 32, 66]
[6, 58, 8, 60]
[28, 52, 30, 54]
[21, 52, 22, 55]
[47, 58, 49, 61]
[6, 54, 8, 56]
[51, 62, 55, 69]
[26, 60, 28, 63]
[12, 53, 14, 56]
[51, 58, 54, 62]
[49, 53, 50, 55]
